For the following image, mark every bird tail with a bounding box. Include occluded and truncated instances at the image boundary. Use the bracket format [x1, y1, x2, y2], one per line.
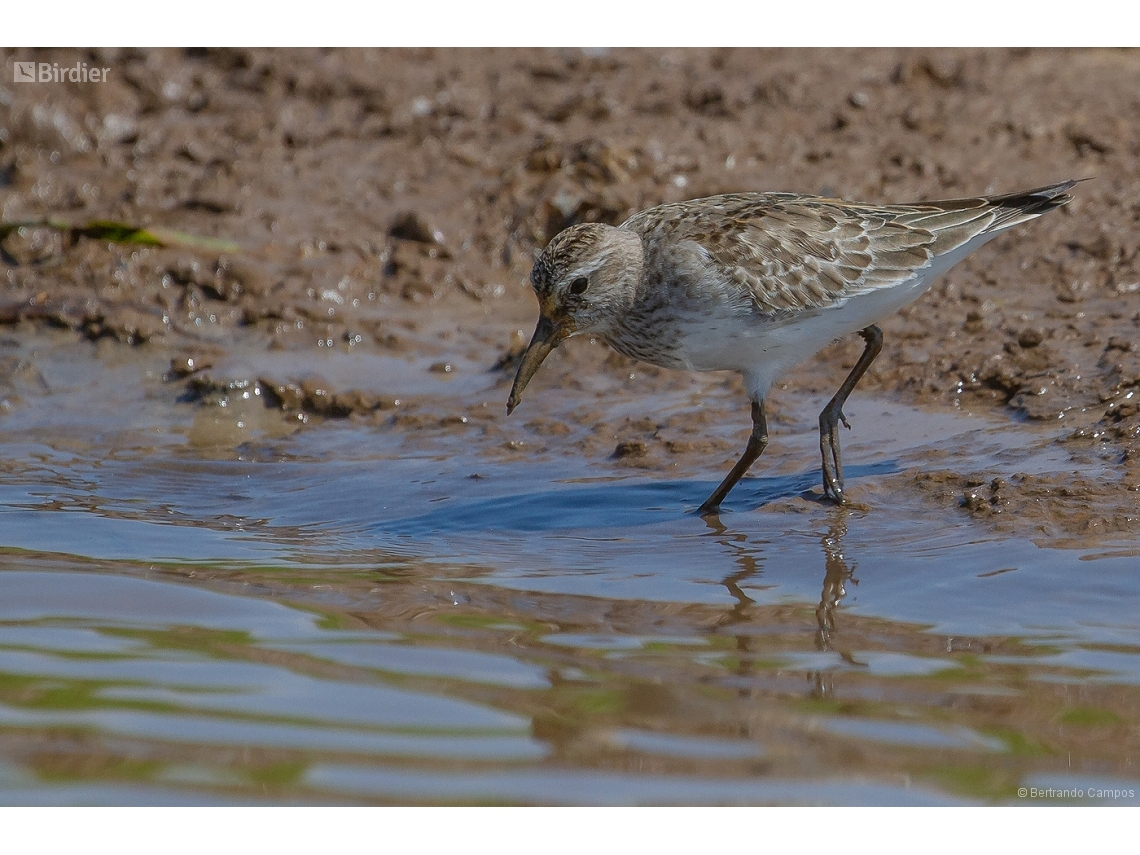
[981, 179, 1082, 231]
[895, 179, 1082, 248]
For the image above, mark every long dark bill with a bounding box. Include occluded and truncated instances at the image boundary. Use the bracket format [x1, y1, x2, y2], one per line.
[506, 315, 567, 415]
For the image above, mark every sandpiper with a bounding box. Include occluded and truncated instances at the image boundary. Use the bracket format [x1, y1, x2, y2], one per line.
[507, 181, 1076, 514]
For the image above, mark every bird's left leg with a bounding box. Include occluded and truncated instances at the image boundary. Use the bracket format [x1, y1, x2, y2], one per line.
[699, 399, 768, 515]
[819, 324, 883, 504]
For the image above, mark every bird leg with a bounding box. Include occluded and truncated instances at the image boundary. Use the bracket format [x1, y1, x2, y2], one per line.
[819, 324, 883, 503]
[699, 399, 768, 515]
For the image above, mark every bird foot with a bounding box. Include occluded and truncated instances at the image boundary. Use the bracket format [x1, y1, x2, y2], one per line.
[818, 487, 869, 512]
[696, 500, 722, 517]
[821, 481, 846, 505]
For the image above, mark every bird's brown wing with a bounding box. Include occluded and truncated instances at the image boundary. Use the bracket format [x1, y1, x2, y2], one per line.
[624, 183, 1074, 315]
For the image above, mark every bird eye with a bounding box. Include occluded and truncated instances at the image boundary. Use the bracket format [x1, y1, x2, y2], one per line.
[569, 276, 589, 295]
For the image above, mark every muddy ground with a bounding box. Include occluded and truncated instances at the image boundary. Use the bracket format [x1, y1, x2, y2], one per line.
[1, 47, 1138, 542]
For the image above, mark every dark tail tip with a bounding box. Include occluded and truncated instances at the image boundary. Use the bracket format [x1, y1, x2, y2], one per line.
[989, 178, 1086, 214]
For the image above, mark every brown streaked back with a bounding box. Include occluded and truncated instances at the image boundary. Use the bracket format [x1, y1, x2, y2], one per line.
[620, 181, 1076, 315]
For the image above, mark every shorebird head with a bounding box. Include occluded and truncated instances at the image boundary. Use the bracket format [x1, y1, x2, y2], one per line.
[507, 222, 643, 414]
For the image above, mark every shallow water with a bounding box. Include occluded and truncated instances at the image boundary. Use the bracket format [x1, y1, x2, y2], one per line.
[1, 331, 1139, 805]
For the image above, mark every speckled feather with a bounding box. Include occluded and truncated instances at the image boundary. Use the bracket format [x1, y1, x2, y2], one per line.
[617, 184, 1075, 316]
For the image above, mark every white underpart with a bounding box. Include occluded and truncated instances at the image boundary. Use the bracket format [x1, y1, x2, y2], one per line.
[674, 227, 1012, 402]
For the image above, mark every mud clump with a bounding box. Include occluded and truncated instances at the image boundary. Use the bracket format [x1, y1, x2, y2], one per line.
[180, 372, 397, 420]
[259, 377, 398, 419]
[168, 355, 213, 378]
[389, 211, 444, 246]
[958, 476, 1010, 516]
[613, 439, 647, 459]
[915, 469, 1140, 545]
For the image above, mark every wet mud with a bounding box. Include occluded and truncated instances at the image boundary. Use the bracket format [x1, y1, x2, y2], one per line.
[3, 47, 1138, 537]
[2, 48, 1140, 805]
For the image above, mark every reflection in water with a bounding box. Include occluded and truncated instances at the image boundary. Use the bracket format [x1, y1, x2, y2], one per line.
[703, 508, 858, 645]
[815, 511, 858, 651]
[5, 525, 1140, 804]
[701, 514, 765, 697]
[702, 515, 762, 627]
[812, 511, 862, 697]
[703, 508, 861, 700]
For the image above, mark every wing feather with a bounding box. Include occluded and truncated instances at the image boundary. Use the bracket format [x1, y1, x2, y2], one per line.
[622, 182, 1075, 316]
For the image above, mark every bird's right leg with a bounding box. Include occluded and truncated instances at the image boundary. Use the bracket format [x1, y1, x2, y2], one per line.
[819, 324, 883, 503]
[698, 399, 768, 516]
